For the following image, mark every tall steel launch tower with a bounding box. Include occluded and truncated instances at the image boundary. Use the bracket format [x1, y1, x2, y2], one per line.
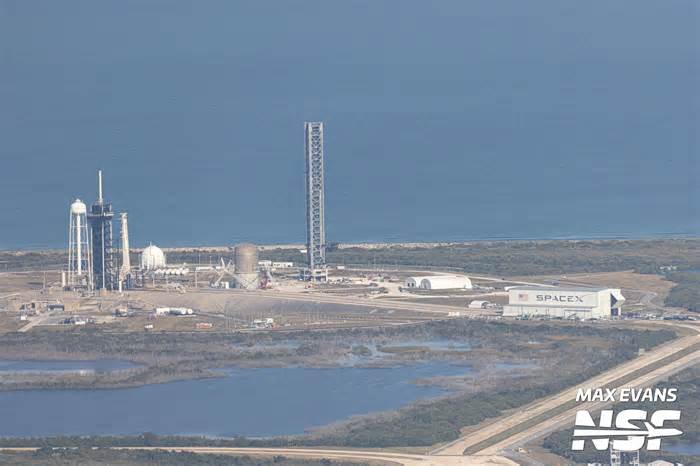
[88, 170, 116, 291]
[304, 122, 327, 281]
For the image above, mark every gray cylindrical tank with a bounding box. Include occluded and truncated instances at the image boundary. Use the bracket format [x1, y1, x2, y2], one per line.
[234, 243, 258, 274]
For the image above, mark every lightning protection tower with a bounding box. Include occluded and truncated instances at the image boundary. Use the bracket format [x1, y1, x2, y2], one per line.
[67, 199, 93, 289]
[88, 170, 116, 291]
[304, 121, 328, 282]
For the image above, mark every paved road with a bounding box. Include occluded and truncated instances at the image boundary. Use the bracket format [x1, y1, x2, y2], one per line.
[128, 447, 518, 465]
[0, 446, 517, 466]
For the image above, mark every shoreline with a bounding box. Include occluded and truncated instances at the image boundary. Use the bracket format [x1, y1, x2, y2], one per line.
[0, 352, 500, 393]
[2, 235, 700, 254]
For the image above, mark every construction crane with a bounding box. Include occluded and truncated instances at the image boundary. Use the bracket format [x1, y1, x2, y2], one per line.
[213, 258, 234, 288]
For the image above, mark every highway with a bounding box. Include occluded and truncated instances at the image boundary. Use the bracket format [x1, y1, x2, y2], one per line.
[0, 446, 516, 466]
[120, 447, 516, 465]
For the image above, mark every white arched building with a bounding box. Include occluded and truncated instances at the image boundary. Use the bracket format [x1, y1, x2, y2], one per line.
[140, 244, 166, 270]
[419, 275, 472, 290]
[405, 275, 472, 290]
[404, 276, 432, 288]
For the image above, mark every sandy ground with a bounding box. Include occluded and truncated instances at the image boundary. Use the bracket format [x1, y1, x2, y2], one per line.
[0, 285, 436, 334]
[0, 269, 680, 336]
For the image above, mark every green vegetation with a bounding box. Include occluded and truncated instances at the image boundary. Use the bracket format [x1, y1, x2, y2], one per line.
[376, 345, 432, 354]
[0, 250, 144, 272]
[5, 239, 699, 277]
[0, 250, 65, 271]
[260, 239, 700, 275]
[665, 271, 700, 312]
[542, 366, 700, 465]
[0, 447, 367, 466]
[350, 345, 372, 357]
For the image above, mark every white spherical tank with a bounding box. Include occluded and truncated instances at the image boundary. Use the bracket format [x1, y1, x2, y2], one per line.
[141, 244, 166, 270]
[70, 199, 87, 215]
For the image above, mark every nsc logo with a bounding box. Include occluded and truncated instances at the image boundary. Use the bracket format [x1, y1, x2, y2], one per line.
[572, 409, 682, 451]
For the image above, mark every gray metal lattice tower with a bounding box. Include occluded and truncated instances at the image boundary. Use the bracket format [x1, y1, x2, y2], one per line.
[304, 122, 327, 281]
[88, 170, 116, 291]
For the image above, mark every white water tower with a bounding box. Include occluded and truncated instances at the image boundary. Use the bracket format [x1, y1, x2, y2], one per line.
[67, 199, 93, 289]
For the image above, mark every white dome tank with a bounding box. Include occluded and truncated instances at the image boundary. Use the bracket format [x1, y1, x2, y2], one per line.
[141, 243, 166, 270]
[70, 199, 87, 215]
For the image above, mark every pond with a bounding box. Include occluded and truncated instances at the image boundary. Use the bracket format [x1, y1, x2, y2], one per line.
[0, 362, 470, 438]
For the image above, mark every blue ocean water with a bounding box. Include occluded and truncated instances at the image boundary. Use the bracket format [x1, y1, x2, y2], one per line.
[0, 1, 698, 249]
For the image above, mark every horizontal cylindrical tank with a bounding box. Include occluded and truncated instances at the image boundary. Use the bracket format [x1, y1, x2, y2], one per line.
[234, 243, 258, 274]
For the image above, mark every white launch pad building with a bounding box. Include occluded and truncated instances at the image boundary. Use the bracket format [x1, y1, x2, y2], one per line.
[503, 286, 625, 319]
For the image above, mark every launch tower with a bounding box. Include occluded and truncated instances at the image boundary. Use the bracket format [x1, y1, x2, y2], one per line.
[88, 170, 116, 291]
